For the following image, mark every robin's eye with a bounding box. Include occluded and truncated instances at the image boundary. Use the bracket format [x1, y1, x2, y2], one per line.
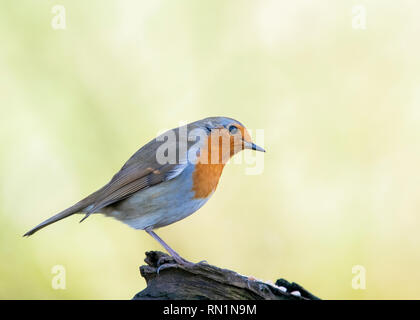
[228, 125, 238, 134]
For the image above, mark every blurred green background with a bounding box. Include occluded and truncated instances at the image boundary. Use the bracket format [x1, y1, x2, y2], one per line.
[1, 0, 420, 299]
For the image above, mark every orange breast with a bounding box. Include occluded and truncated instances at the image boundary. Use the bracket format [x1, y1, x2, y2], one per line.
[191, 134, 226, 199]
[192, 162, 225, 199]
[191, 125, 249, 199]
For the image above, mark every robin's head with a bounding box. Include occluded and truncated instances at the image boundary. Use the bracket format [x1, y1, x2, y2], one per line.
[192, 117, 265, 164]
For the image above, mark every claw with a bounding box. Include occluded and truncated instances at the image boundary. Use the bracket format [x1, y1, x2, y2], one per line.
[154, 257, 207, 274]
[156, 263, 177, 275]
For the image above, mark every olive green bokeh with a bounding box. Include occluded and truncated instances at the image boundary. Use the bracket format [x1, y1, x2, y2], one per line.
[1, 0, 420, 299]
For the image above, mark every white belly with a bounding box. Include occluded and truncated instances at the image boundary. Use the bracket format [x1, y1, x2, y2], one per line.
[101, 168, 211, 230]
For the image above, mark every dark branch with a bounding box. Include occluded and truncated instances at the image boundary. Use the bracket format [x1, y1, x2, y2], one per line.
[133, 251, 320, 300]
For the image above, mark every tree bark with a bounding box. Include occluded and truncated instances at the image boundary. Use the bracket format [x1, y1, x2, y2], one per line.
[133, 251, 320, 300]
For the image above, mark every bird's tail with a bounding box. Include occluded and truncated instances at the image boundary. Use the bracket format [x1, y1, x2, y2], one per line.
[23, 201, 90, 237]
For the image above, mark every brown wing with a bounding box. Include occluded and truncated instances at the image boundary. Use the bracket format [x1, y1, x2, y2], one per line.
[24, 126, 191, 235]
[25, 120, 216, 235]
[84, 127, 189, 215]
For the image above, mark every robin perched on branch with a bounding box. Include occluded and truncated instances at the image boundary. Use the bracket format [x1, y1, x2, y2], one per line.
[24, 117, 265, 266]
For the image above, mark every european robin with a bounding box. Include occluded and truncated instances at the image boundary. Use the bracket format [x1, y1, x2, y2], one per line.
[24, 117, 265, 265]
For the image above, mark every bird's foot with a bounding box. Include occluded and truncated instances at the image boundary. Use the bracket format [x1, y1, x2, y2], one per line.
[155, 255, 208, 274]
[155, 255, 176, 274]
[173, 256, 208, 268]
[156, 263, 177, 274]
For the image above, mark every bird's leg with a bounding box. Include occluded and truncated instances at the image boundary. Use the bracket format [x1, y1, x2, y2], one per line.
[145, 228, 194, 267]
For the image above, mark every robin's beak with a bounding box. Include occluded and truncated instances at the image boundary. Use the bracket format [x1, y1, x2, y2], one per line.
[243, 140, 266, 152]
